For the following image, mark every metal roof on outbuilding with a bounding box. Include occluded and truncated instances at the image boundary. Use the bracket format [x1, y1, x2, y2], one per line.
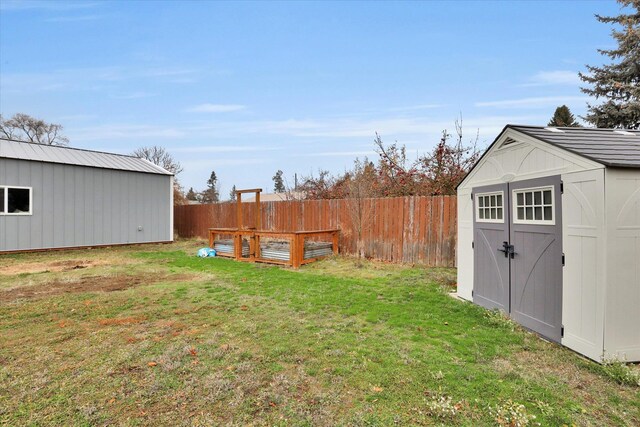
[510, 125, 640, 168]
[0, 138, 173, 175]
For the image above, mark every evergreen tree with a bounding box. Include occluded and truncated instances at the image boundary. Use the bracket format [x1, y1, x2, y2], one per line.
[229, 185, 237, 201]
[201, 171, 219, 203]
[272, 170, 285, 193]
[548, 105, 581, 127]
[186, 187, 198, 201]
[579, 0, 640, 129]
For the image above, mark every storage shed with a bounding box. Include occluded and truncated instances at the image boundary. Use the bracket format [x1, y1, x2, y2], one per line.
[0, 138, 174, 252]
[457, 125, 640, 362]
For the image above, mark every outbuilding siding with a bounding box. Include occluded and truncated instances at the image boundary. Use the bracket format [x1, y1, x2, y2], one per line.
[0, 157, 172, 252]
[605, 168, 640, 361]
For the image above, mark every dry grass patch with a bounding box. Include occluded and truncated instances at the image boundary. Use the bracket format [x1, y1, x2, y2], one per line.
[0, 272, 198, 302]
[0, 258, 109, 275]
[492, 335, 639, 427]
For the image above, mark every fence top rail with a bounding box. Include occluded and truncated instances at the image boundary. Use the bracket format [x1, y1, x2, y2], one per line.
[208, 228, 339, 236]
[176, 194, 455, 209]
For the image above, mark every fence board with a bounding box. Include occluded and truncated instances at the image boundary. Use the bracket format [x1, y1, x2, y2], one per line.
[174, 195, 457, 267]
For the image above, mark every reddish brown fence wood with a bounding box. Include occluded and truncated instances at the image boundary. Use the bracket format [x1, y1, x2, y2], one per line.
[174, 196, 457, 266]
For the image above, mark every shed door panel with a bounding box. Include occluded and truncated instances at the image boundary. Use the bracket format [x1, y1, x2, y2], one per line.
[473, 184, 510, 311]
[509, 176, 563, 342]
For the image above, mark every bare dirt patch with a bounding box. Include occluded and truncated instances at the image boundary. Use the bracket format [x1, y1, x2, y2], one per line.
[0, 259, 110, 275]
[0, 272, 197, 302]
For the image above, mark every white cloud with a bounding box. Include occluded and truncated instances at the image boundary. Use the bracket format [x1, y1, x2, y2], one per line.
[0, 66, 198, 93]
[387, 104, 443, 112]
[110, 91, 156, 100]
[170, 145, 281, 154]
[522, 70, 581, 87]
[0, 0, 101, 11]
[476, 96, 586, 109]
[186, 104, 246, 113]
[69, 124, 185, 141]
[44, 14, 102, 23]
[180, 158, 267, 168]
[295, 150, 377, 158]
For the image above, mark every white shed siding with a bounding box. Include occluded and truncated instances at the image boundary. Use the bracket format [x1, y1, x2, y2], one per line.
[604, 168, 640, 361]
[456, 187, 473, 300]
[457, 129, 603, 301]
[560, 169, 606, 361]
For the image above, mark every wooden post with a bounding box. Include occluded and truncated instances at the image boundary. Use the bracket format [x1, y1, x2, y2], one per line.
[299, 234, 305, 267]
[255, 233, 261, 260]
[249, 232, 256, 261]
[292, 234, 304, 268]
[234, 232, 242, 260]
[236, 193, 242, 230]
[208, 230, 214, 248]
[255, 191, 261, 230]
[290, 234, 298, 268]
[332, 230, 339, 254]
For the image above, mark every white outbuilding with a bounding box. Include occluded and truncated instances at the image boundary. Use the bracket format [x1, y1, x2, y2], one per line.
[1, 138, 174, 252]
[457, 125, 640, 362]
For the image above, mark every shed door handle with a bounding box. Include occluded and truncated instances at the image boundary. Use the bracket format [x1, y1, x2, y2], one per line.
[498, 241, 516, 258]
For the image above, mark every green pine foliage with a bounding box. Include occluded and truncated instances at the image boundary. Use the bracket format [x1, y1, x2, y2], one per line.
[548, 105, 581, 127]
[272, 170, 285, 193]
[579, 0, 640, 129]
[185, 187, 198, 201]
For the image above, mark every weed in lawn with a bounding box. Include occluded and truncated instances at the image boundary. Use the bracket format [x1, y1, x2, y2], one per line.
[489, 399, 539, 427]
[425, 392, 465, 419]
[600, 358, 640, 387]
[484, 309, 517, 331]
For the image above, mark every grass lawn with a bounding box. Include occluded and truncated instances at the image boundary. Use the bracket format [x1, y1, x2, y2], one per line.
[0, 240, 638, 426]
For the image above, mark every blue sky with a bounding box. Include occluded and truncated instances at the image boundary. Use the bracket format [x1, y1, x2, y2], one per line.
[0, 0, 622, 196]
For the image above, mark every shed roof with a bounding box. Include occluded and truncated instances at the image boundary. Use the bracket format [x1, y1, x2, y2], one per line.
[509, 125, 640, 168]
[0, 138, 172, 175]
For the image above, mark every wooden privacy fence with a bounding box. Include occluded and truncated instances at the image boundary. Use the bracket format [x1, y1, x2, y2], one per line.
[174, 196, 457, 267]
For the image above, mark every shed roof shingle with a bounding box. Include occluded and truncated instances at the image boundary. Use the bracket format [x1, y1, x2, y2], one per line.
[0, 138, 173, 175]
[510, 125, 640, 168]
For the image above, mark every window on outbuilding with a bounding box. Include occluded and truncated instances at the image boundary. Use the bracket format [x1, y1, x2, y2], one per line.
[476, 191, 504, 223]
[0, 186, 32, 215]
[513, 186, 554, 224]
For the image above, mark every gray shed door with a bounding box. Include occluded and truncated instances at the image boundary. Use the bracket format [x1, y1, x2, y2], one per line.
[473, 183, 510, 312]
[472, 175, 563, 343]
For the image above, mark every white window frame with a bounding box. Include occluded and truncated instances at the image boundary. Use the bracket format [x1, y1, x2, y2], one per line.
[512, 185, 555, 225]
[0, 185, 33, 216]
[475, 191, 505, 223]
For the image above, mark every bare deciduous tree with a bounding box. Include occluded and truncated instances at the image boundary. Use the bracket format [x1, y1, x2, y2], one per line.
[0, 113, 69, 146]
[295, 116, 481, 200]
[132, 145, 186, 205]
[375, 116, 481, 196]
[344, 158, 376, 259]
[131, 145, 184, 175]
[418, 118, 481, 195]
